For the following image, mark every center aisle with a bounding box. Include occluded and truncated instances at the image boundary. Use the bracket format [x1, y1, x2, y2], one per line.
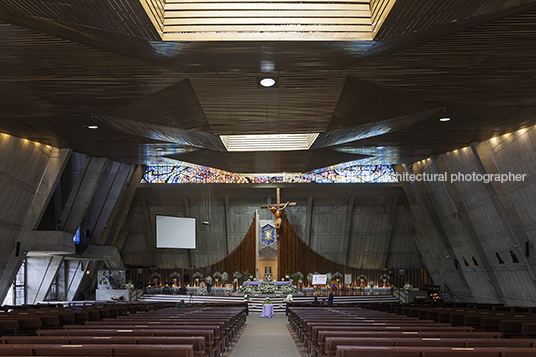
[228, 314, 305, 357]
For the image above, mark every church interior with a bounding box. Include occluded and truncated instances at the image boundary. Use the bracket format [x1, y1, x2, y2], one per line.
[1, 0, 536, 355]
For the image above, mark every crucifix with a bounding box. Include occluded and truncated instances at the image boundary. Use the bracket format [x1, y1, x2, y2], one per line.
[261, 187, 296, 232]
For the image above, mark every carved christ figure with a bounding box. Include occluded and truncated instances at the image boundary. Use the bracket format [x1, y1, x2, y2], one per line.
[267, 202, 289, 230]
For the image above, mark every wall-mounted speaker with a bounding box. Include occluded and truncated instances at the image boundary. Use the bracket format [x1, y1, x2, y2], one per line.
[526, 241, 530, 258]
[15, 242, 20, 257]
[85, 229, 91, 237]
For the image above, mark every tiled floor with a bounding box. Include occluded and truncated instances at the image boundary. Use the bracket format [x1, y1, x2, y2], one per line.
[227, 314, 306, 357]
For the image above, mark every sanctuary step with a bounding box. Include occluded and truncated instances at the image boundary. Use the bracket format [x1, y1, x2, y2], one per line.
[137, 294, 400, 314]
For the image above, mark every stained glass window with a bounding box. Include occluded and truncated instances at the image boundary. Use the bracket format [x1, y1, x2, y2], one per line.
[141, 162, 398, 183]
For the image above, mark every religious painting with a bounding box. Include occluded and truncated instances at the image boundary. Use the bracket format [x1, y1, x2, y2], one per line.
[344, 274, 352, 285]
[98, 270, 126, 289]
[261, 224, 276, 246]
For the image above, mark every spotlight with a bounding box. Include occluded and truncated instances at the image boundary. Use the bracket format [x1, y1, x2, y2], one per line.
[260, 78, 276, 87]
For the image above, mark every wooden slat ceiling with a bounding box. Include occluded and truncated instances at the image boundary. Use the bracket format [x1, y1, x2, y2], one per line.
[0, 0, 536, 172]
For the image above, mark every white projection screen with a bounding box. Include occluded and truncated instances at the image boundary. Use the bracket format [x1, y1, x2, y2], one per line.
[156, 215, 197, 249]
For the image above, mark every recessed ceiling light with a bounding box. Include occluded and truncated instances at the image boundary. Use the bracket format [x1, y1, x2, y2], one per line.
[220, 133, 319, 151]
[439, 118, 450, 122]
[260, 78, 276, 87]
[87, 125, 99, 129]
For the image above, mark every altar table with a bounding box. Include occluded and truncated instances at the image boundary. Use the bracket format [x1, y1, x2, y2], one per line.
[243, 281, 292, 286]
[260, 304, 274, 318]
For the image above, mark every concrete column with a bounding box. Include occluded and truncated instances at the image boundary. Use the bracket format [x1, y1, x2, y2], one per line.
[59, 156, 108, 234]
[382, 195, 400, 267]
[304, 195, 314, 246]
[396, 164, 474, 301]
[471, 141, 536, 278]
[106, 165, 143, 248]
[26, 256, 64, 304]
[64, 260, 87, 301]
[183, 195, 195, 267]
[87, 162, 135, 243]
[0, 148, 71, 302]
[224, 195, 232, 255]
[432, 156, 505, 303]
[344, 195, 355, 266]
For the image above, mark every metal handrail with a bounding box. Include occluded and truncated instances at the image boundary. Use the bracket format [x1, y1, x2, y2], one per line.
[443, 283, 456, 302]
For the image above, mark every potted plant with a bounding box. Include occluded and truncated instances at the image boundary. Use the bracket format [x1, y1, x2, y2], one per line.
[170, 271, 180, 286]
[357, 274, 367, 288]
[379, 274, 390, 287]
[333, 272, 343, 284]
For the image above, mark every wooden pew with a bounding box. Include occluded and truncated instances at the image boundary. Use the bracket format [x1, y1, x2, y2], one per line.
[37, 329, 216, 357]
[308, 324, 474, 354]
[324, 338, 536, 357]
[314, 331, 503, 357]
[1, 336, 206, 357]
[335, 346, 536, 357]
[0, 344, 194, 357]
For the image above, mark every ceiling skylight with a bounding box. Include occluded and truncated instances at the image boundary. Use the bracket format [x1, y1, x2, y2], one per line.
[220, 133, 319, 152]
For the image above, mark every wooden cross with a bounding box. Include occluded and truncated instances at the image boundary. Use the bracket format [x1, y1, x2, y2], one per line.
[261, 188, 296, 230]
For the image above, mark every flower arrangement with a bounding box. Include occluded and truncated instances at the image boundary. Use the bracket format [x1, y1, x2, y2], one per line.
[313, 290, 322, 296]
[280, 284, 299, 294]
[243, 294, 252, 302]
[193, 271, 203, 282]
[233, 271, 242, 282]
[125, 283, 134, 290]
[368, 281, 375, 288]
[333, 272, 342, 282]
[251, 304, 257, 309]
[222, 272, 229, 282]
[257, 282, 278, 294]
[307, 272, 319, 285]
[357, 274, 367, 287]
[380, 274, 390, 280]
[263, 297, 272, 305]
[403, 283, 413, 291]
[197, 287, 208, 296]
[290, 271, 304, 285]
[238, 284, 253, 294]
[326, 272, 333, 283]
[213, 272, 222, 282]
[278, 305, 285, 309]
[283, 294, 293, 303]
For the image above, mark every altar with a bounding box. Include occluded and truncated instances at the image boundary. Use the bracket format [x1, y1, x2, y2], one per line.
[243, 281, 291, 286]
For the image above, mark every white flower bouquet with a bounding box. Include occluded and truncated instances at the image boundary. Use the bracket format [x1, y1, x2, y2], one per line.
[197, 288, 208, 296]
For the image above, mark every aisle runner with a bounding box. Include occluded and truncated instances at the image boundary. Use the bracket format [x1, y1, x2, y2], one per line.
[228, 314, 304, 357]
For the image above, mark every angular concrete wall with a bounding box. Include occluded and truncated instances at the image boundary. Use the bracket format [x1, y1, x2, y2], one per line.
[405, 127, 536, 306]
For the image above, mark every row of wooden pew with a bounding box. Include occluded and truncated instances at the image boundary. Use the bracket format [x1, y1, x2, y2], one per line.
[392, 304, 536, 338]
[0, 302, 248, 357]
[287, 305, 536, 357]
[0, 301, 158, 335]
